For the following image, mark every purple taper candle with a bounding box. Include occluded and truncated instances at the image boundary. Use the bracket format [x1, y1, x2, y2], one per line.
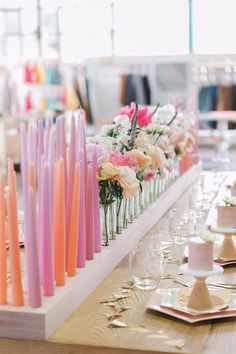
[28, 187, 42, 307]
[40, 162, 54, 296]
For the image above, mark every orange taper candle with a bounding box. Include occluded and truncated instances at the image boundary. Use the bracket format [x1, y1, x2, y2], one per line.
[7, 160, 24, 306]
[54, 158, 66, 285]
[67, 163, 80, 276]
[0, 176, 7, 304]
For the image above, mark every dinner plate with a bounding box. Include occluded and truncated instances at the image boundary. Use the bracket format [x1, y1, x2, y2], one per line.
[146, 289, 236, 323]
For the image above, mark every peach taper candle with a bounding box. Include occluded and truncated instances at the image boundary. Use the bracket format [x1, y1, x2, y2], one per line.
[54, 158, 66, 285]
[67, 163, 80, 276]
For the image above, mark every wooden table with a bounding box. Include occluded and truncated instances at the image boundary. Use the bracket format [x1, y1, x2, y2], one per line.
[1, 176, 236, 354]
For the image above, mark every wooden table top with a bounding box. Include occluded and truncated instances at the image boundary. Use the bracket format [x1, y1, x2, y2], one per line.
[1, 178, 236, 354]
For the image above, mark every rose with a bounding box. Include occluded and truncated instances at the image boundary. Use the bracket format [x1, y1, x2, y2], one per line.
[97, 162, 120, 181]
[118, 102, 152, 127]
[143, 169, 155, 182]
[109, 151, 137, 168]
[148, 146, 167, 170]
[125, 149, 151, 168]
[115, 166, 140, 198]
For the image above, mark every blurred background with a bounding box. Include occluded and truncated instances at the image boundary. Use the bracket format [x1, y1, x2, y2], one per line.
[1, 0, 236, 171]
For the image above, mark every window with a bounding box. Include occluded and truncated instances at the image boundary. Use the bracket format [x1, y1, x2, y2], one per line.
[113, 0, 189, 56]
[193, 0, 236, 54]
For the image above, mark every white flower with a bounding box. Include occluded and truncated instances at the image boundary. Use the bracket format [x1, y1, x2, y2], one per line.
[100, 124, 111, 135]
[99, 137, 115, 152]
[146, 123, 169, 135]
[114, 115, 131, 130]
[223, 196, 236, 206]
[119, 133, 130, 147]
[156, 104, 176, 125]
[200, 232, 215, 243]
[86, 135, 102, 145]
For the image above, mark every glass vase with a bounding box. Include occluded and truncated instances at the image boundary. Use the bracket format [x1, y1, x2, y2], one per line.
[116, 198, 123, 234]
[101, 204, 109, 246]
[109, 202, 116, 240]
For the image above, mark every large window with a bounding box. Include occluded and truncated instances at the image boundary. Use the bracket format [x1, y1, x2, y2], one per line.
[1, 0, 236, 60]
[193, 0, 236, 54]
[114, 0, 189, 56]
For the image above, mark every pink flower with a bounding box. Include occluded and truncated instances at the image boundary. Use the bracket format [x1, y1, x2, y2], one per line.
[143, 169, 155, 181]
[118, 102, 152, 127]
[109, 151, 137, 168]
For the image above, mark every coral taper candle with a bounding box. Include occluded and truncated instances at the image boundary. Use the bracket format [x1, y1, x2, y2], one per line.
[54, 158, 66, 285]
[86, 164, 94, 260]
[7, 161, 24, 306]
[67, 163, 80, 276]
[28, 187, 42, 307]
[0, 176, 7, 304]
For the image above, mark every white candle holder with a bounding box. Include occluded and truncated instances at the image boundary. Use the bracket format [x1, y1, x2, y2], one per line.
[179, 263, 223, 311]
[210, 225, 236, 260]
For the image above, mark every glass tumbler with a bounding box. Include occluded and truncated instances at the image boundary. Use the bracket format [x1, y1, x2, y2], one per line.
[129, 244, 165, 291]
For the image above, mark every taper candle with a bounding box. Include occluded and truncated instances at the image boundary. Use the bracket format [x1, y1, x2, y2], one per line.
[86, 164, 94, 260]
[0, 176, 7, 304]
[77, 149, 86, 268]
[7, 161, 24, 306]
[28, 187, 42, 307]
[92, 147, 101, 253]
[66, 115, 76, 251]
[54, 158, 66, 285]
[41, 162, 54, 296]
[67, 163, 80, 276]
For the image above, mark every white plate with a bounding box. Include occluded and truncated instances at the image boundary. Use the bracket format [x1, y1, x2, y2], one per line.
[179, 263, 223, 278]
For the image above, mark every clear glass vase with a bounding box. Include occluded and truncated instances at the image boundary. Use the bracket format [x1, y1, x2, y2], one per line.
[101, 205, 109, 246]
[116, 198, 123, 234]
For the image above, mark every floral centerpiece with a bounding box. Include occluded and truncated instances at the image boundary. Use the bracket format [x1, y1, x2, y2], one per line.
[87, 101, 198, 245]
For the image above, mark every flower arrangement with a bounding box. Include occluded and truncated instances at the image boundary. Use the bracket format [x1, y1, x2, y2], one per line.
[223, 196, 236, 206]
[87, 101, 198, 245]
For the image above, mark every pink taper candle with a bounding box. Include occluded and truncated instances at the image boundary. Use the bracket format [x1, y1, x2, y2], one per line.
[59, 116, 67, 198]
[66, 115, 76, 251]
[92, 147, 101, 253]
[41, 162, 54, 296]
[28, 187, 42, 307]
[77, 149, 86, 268]
[56, 117, 60, 159]
[48, 127, 55, 237]
[37, 119, 44, 180]
[86, 164, 94, 260]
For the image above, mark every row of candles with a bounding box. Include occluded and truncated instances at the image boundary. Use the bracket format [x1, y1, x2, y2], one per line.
[0, 111, 101, 308]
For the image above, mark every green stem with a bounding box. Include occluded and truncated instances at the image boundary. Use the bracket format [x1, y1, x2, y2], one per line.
[104, 206, 109, 246]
